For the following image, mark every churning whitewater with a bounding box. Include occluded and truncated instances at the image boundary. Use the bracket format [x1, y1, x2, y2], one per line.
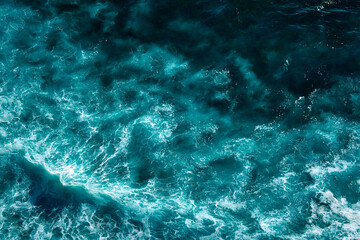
[1, 0, 360, 239]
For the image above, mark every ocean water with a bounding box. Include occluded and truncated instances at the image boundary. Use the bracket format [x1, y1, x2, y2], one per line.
[1, 0, 360, 239]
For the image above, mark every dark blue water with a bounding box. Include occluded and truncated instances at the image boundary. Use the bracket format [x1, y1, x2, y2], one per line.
[1, 0, 360, 239]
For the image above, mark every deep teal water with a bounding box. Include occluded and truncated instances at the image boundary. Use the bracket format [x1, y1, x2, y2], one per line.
[1, 0, 360, 239]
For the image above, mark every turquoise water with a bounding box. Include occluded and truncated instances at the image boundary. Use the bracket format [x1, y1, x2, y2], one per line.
[1, 0, 360, 239]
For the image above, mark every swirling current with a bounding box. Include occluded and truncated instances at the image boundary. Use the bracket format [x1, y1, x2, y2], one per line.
[1, 0, 360, 239]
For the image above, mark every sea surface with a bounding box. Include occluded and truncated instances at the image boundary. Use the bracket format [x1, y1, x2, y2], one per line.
[1, 0, 360, 239]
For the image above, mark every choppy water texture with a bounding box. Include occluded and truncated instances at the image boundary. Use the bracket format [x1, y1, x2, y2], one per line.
[1, 0, 360, 239]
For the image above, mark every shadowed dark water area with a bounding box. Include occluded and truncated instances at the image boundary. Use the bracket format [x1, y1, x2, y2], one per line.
[1, 0, 360, 239]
